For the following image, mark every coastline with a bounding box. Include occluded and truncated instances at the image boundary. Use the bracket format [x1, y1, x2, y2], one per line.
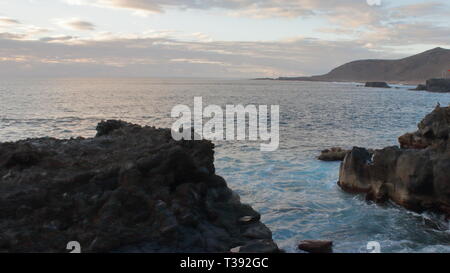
[0, 120, 280, 253]
[1, 78, 449, 253]
[252, 78, 424, 86]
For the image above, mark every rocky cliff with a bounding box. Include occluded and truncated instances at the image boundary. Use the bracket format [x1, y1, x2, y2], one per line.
[425, 79, 450, 93]
[0, 120, 279, 253]
[338, 106, 450, 217]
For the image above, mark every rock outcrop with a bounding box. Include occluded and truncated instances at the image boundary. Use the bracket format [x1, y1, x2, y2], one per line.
[338, 106, 450, 217]
[318, 147, 374, 162]
[425, 79, 450, 93]
[413, 79, 450, 93]
[365, 82, 391, 88]
[398, 105, 450, 149]
[0, 120, 279, 253]
[298, 240, 333, 253]
[318, 148, 349, 162]
[412, 84, 427, 91]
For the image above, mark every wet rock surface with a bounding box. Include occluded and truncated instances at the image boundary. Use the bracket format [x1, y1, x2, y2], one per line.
[338, 106, 450, 217]
[298, 240, 333, 253]
[0, 120, 280, 253]
[365, 82, 391, 88]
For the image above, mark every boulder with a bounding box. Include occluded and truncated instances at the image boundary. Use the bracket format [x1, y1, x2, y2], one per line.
[365, 82, 391, 88]
[298, 240, 333, 253]
[318, 147, 349, 161]
[0, 120, 280, 253]
[338, 106, 450, 217]
[426, 79, 450, 93]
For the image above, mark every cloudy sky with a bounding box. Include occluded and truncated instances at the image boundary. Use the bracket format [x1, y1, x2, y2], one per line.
[0, 0, 449, 78]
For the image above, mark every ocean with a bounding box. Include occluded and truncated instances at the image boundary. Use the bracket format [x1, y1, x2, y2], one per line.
[1, 77, 449, 253]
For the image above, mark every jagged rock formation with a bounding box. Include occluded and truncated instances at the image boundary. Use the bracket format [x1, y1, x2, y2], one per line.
[338, 106, 450, 217]
[0, 120, 279, 253]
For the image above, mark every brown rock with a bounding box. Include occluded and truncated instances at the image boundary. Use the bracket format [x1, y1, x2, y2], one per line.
[338, 106, 450, 217]
[318, 147, 349, 161]
[298, 240, 333, 253]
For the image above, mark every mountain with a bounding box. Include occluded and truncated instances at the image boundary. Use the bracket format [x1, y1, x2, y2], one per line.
[278, 47, 450, 84]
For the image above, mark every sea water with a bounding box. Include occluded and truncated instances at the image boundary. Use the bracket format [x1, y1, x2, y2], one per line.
[1, 78, 449, 253]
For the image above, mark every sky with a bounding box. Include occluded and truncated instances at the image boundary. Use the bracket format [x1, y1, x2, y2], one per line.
[0, 0, 449, 78]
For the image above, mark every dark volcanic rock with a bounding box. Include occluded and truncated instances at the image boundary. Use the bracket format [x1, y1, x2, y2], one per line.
[0, 120, 279, 253]
[411, 79, 450, 92]
[365, 82, 391, 88]
[338, 106, 450, 217]
[318, 147, 374, 162]
[298, 240, 333, 253]
[426, 78, 450, 93]
[318, 147, 349, 161]
[413, 84, 427, 91]
[399, 104, 450, 149]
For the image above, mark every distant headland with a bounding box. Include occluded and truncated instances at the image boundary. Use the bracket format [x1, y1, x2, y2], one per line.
[256, 47, 450, 85]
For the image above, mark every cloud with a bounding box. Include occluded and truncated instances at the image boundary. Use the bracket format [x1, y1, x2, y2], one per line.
[0, 31, 406, 78]
[0, 16, 50, 39]
[0, 17, 21, 25]
[361, 22, 450, 46]
[228, 3, 315, 19]
[0, 32, 27, 40]
[62, 0, 450, 34]
[1, 1, 449, 78]
[56, 18, 96, 31]
[389, 1, 450, 19]
[22, 25, 52, 35]
[64, 0, 382, 24]
[40, 35, 76, 42]
[170, 58, 227, 65]
[64, 0, 243, 13]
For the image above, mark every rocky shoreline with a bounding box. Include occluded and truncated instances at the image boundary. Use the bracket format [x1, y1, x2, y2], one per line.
[338, 105, 450, 218]
[0, 120, 280, 253]
[412, 79, 450, 93]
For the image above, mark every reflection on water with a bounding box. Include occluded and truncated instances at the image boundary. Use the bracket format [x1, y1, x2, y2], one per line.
[1, 78, 449, 253]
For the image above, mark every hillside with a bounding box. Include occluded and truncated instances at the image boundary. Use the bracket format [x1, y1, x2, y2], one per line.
[278, 47, 450, 84]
